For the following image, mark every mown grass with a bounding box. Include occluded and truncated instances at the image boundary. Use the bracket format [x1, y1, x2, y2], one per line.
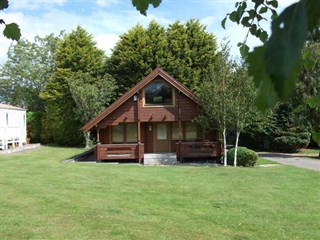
[256, 158, 278, 165]
[299, 148, 320, 155]
[0, 146, 319, 240]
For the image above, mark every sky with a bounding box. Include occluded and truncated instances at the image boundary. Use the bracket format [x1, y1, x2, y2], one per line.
[0, 0, 298, 64]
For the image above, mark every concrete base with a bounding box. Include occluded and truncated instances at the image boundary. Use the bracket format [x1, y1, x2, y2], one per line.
[0, 143, 41, 154]
[144, 153, 177, 165]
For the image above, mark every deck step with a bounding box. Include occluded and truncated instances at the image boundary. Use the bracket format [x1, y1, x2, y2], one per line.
[144, 153, 177, 165]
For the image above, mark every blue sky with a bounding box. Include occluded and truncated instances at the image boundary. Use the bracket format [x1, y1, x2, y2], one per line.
[1, 0, 297, 64]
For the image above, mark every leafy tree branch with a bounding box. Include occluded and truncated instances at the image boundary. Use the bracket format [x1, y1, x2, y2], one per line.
[0, 0, 21, 40]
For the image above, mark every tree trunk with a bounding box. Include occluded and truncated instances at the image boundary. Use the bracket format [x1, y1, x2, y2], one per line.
[234, 130, 240, 167]
[84, 131, 91, 149]
[223, 127, 227, 166]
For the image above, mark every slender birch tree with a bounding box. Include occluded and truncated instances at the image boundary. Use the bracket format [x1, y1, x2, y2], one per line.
[230, 63, 256, 166]
[196, 44, 233, 166]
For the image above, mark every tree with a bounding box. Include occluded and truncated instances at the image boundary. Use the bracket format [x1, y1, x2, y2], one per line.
[166, 19, 217, 93]
[267, 103, 311, 152]
[67, 71, 117, 148]
[41, 26, 110, 146]
[224, 0, 320, 110]
[107, 21, 168, 93]
[131, 0, 320, 110]
[308, 95, 320, 153]
[0, 34, 61, 111]
[131, 0, 161, 15]
[295, 42, 320, 149]
[240, 41, 319, 152]
[107, 19, 217, 94]
[0, 0, 21, 40]
[229, 63, 256, 166]
[196, 44, 233, 166]
[0, 33, 61, 143]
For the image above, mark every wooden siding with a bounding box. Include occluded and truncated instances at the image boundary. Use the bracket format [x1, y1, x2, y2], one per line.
[178, 93, 199, 121]
[139, 90, 198, 122]
[96, 89, 199, 127]
[98, 98, 137, 127]
[99, 128, 109, 144]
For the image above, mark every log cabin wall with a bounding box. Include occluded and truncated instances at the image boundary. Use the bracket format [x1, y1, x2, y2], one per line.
[98, 97, 138, 127]
[99, 128, 109, 144]
[178, 92, 199, 121]
[139, 89, 199, 122]
[97, 87, 199, 129]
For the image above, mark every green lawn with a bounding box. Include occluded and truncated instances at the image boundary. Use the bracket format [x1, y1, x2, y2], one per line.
[299, 148, 320, 155]
[256, 158, 278, 165]
[1, 146, 319, 240]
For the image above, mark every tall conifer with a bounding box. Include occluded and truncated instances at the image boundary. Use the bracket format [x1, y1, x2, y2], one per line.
[41, 26, 110, 145]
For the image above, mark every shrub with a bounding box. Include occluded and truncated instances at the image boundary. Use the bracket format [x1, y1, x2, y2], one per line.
[273, 132, 310, 153]
[27, 112, 42, 143]
[227, 147, 258, 167]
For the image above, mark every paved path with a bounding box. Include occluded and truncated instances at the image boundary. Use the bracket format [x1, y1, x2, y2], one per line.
[259, 152, 320, 171]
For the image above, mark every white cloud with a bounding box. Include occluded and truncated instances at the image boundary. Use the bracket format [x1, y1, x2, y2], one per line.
[11, 0, 67, 10]
[94, 34, 119, 56]
[0, 5, 174, 64]
[96, 0, 119, 8]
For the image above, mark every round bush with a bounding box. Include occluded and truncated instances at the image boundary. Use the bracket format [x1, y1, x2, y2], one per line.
[227, 147, 258, 167]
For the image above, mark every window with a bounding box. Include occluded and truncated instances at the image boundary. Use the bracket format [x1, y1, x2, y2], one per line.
[156, 123, 167, 140]
[6, 113, 8, 126]
[186, 122, 197, 140]
[112, 125, 124, 143]
[112, 124, 138, 143]
[171, 122, 180, 140]
[126, 124, 138, 142]
[144, 81, 173, 105]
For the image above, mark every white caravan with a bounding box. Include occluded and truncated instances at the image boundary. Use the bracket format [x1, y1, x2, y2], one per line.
[0, 104, 27, 150]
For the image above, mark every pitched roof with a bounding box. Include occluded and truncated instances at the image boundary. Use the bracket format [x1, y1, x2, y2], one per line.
[82, 68, 199, 132]
[0, 103, 26, 111]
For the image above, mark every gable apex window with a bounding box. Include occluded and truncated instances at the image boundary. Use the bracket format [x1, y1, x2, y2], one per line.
[144, 80, 174, 106]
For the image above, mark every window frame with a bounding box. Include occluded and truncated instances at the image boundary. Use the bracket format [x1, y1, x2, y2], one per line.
[111, 123, 138, 144]
[185, 122, 198, 140]
[143, 80, 175, 107]
[126, 123, 138, 143]
[171, 122, 180, 140]
[111, 124, 125, 143]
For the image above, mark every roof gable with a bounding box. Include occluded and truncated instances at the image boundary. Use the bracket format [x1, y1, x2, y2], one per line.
[82, 68, 199, 132]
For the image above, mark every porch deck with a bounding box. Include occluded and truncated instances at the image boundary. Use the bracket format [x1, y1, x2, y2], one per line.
[94, 141, 223, 164]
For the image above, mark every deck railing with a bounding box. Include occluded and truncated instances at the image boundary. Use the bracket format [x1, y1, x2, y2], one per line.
[176, 141, 223, 162]
[95, 143, 144, 163]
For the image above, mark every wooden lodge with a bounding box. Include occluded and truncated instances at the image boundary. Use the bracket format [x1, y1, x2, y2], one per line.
[82, 68, 223, 163]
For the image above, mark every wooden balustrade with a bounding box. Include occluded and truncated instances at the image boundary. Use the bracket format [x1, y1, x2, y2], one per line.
[176, 141, 223, 162]
[95, 143, 144, 163]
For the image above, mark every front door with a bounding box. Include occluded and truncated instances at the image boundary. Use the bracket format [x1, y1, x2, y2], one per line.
[154, 123, 170, 152]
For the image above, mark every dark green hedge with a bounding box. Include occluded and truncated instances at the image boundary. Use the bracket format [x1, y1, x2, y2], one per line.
[227, 147, 258, 167]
